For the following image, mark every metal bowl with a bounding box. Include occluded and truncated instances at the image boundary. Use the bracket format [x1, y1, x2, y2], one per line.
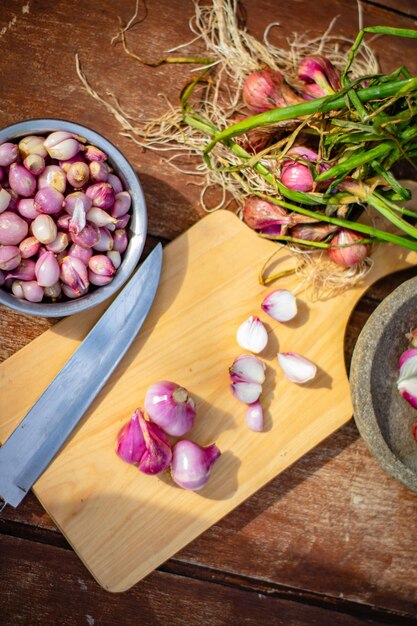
[350, 276, 417, 492]
[0, 119, 147, 317]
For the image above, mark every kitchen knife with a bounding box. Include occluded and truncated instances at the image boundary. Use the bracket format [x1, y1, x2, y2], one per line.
[0, 243, 163, 510]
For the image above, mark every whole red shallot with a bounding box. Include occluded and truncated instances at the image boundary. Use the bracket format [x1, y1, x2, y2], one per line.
[328, 229, 371, 267]
[171, 440, 221, 490]
[144, 381, 196, 437]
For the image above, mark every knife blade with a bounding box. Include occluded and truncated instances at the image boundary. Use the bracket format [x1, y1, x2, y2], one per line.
[0, 243, 163, 510]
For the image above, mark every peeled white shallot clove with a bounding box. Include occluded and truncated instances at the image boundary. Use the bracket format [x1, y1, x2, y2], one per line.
[261, 289, 297, 322]
[236, 315, 268, 353]
[277, 352, 317, 384]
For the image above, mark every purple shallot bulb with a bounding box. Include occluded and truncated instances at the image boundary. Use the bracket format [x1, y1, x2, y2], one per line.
[171, 440, 221, 490]
[0, 142, 19, 167]
[0, 245, 21, 271]
[71, 222, 100, 248]
[6, 258, 36, 281]
[31, 214, 57, 244]
[8, 163, 37, 197]
[327, 229, 371, 268]
[60, 255, 89, 294]
[298, 55, 341, 99]
[242, 196, 291, 233]
[68, 243, 92, 265]
[229, 354, 265, 404]
[38, 165, 67, 193]
[93, 227, 113, 252]
[86, 207, 117, 228]
[88, 254, 116, 277]
[59, 153, 86, 172]
[243, 69, 286, 113]
[277, 352, 317, 384]
[107, 173, 123, 194]
[21, 281, 44, 302]
[44, 131, 83, 161]
[18, 135, 48, 159]
[111, 191, 131, 218]
[61, 283, 88, 299]
[88, 269, 114, 286]
[84, 145, 107, 162]
[17, 198, 38, 220]
[112, 229, 128, 253]
[35, 251, 60, 287]
[86, 182, 115, 209]
[89, 161, 109, 182]
[0, 211, 28, 245]
[261, 289, 298, 322]
[46, 232, 68, 254]
[144, 381, 196, 437]
[113, 213, 130, 230]
[19, 236, 41, 259]
[34, 187, 64, 215]
[66, 161, 90, 188]
[136, 411, 172, 475]
[64, 191, 92, 215]
[23, 154, 45, 176]
[115, 409, 146, 465]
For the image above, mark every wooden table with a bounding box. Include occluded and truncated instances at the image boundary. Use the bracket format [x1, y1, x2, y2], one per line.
[1, 1, 417, 623]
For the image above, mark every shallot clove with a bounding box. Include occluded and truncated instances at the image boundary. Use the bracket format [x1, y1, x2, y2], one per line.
[298, 55, 341, 99]
[86, 182, 115, 209]
[261, 289, 297, 322]
[35, 251, 60, 287]
[277, 352, 317, 384]
[0, 187, 11, 213]
[136, 411, 172, 475]
[144, 381, 196, 437]
[0, 245, 21, 271]
[236, 315, 268, 353]
[44, 131, 83, 161]
[0, 211, 28, 245]
[0, 142, 19, 167]
[60, 255, 89, 294]
[115, 409, 146, 465]
[229, 354, 266, 404]
[170, 440, 221, 490]
[397, 349, 417, 409]
[246, 401, 264, 432]
[8, 163, 36, 197]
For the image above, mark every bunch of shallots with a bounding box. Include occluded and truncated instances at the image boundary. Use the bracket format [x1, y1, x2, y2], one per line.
[116, 381, 220, 491]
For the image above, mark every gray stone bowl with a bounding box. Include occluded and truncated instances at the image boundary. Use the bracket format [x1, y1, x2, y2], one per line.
[0, 119, 147, 317]
[350, 276, 417, 492]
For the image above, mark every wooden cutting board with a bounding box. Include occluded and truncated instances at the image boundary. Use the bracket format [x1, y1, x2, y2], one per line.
[0, 210, 415, 592]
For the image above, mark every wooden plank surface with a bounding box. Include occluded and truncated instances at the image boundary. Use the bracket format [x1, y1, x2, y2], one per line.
[1, 0, 417, 622]
[3, 210, 416, 592]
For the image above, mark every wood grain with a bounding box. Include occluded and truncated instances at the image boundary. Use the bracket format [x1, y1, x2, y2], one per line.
[1, 211, 417, 592]
[1, 0, 417, 621]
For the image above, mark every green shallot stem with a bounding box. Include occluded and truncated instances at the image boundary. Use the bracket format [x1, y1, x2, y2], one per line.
[203, 78, 417, 162]
[315, 143, 393, 181]
[342, 26, 417, 85]
[258, 233, 375, 248]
